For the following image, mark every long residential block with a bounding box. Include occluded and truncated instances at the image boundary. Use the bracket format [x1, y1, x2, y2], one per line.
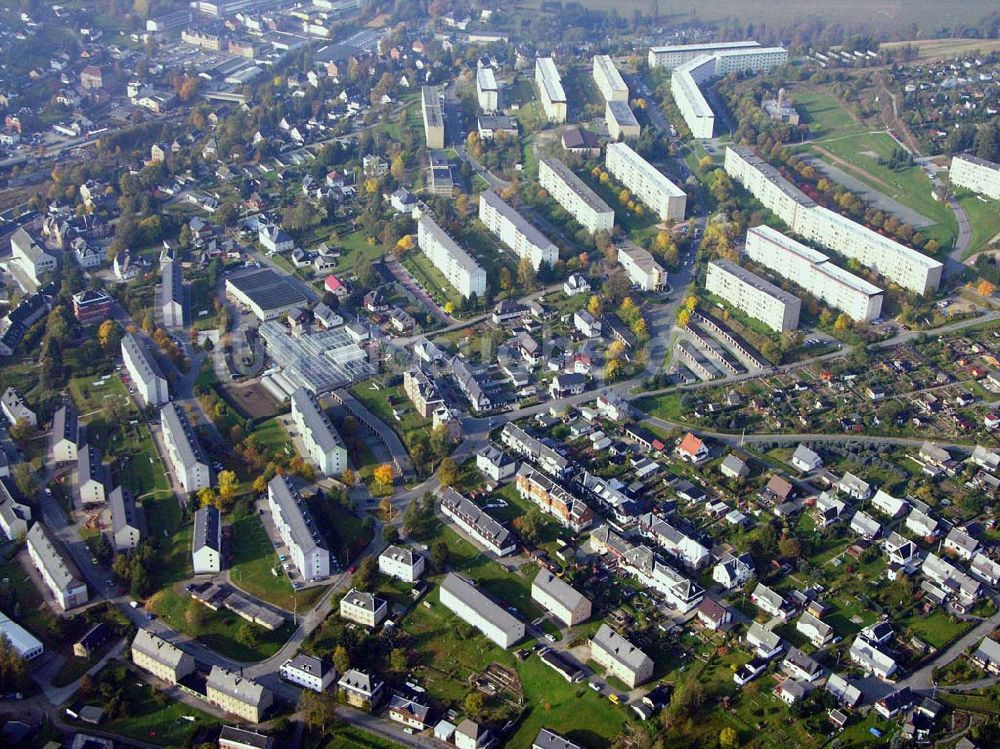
[705, 259, 801, 332]
[590, 623, 653, 688]
[592, 54, 629, 102]
[132, 628, 195, 685]
[648, 40, 768, 69]
[122, 332, 169, 406]
[744, 225, 884, 322]
[476, 67, 499, 113]
[421, 85, 445, 149]
[160, 258, 185, 328]
[950, 154, 1000, 200]
[439, 487, 516, 556]
[606, 142, 686, 222]
[726, 146, 943, 295]
[161, 403, 211, 493]
[478, 190, 558, 270]
[539, 157, 614, 235]
[290, 387, 347, 476]
[439, 573, 525, 648]
[534, 57, 567, 123]
[26, 523, 88, 610]
[416, 215, 487, 299]
[268, 476, 330, 580]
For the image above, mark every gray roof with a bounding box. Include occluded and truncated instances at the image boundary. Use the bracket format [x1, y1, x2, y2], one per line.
[161, 403, 209, 472]
[52, 403, 79, 445]
[283, 654, 332, 679]
[268, 476, 328, 556]
[421, 85, 443, 129]
[792, 444, 821, 466]
[709, 259, 800, 304]
[218, 727, 271, 749]
[226, 269, 309, 311]
[122, 332, 167, 384]
[380, 544, 420, 568]
[533, 728, 583, 749]
[26, 522, 84, 595]
[77, 444, 105, 488]
[132, 628, 188, 669]
[540, 157, 613, 215]
[946, 527, 980, 554]
[439, 487, 513, 549]
[160, 258, 183, 307]
[479, 190, 556, 254]
[338, 668, 381, 695]
[342, 588, 385, 614]
[440, 573, 523, 641]
[533, 570, 588, 612]
[606, 99, 639, 128]
[109, 486, 144, 536]
[783, 647, 822, 677]
[591, 623, 652, 674]
[535, 57, 566, 103]
[290, 387, 344, 454]
[207, 666, 270, 707]
[193, 505, 221, 552]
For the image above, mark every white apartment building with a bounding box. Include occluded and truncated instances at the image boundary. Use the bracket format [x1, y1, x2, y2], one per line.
[280, 654, 335, 693]
[192, 505, 222, 574]
[10, 228, 57, 285]
[590, 624, 653, 688]
[531, 570, 592, 626]
[131, 628, 195, 685]
[743, 225, 884, 322]
[417, 215, 487, 299]
[26, 523, 88, 610]
[705, 259, 802, 332]
[592, 54, 628, 102]
[668, 46, 788, 139]
[161, 403, 211, 493]
[647, 40, 766, 69]
[535, 57, 567, 123]
[160, 258, 185, 328]
[539, 157, 615, 235]
[478, 190, 558, 270]
[50, 404, 80, 463]
[290, 387, 347, 476]
[439, 573, 525, 648]
[950, 154, 1000, 200]
[121, 332, 169, 406]
[476, 67, 499, 113]
[378, 545, 426, 583]
[726, 147, 943, 295]
[605, 100, 640, 141]
[268, 476, 330, 581]
[421, 85, 445, 149]
[340, 588, 388, 627]
[606, 142, 686, 222]
[617, 242, 666, 291]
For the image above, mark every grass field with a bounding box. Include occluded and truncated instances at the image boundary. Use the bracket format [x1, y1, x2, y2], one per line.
[349, 380, 431, 445]
[401, 250, 465, 309]
[252, 416, 296, 462]
[101, 683, 220, 746]
[958, 192, 1000, 258]
[147, 586, 293, 662]
[229, 514, 324, 611]
[882, 38, 1000, 62]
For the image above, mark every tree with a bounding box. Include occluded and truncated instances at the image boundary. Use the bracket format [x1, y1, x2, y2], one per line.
[719, 727, 738, 748]
[587, 295, 603, 318]
[778, 536, 802, 560]
[235, 622, 260, 649]
[668, 680, 706, 723]
[197, 487, 217, 508]
[13, 464, 38, 499]
[390, 647, 408, 672]
[97, 319, 119, 349]
[341, 468, 356, 487]
[437, 457, 459, 487]
[379, 496, 394, 520]
[299, 686, 339, 733]
[252, 474, 268, 494]
[464, 691, 485, 717]
[517, 256, 535, 291]
[519, 508, 544, 545]
[977, 279, 996, 297]
[352, 556, 377, 590]
[430, 539, 450, 571]
[833, 313, 851, 332]
[333, 644, 351, 674]
[373, 463, 394, 488]
[8, 418, 36, 446]
[217, 470, 239, 504]
[382, 525, 400, 544]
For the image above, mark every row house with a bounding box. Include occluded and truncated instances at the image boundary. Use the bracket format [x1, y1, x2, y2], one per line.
[515, 465, 594, 532]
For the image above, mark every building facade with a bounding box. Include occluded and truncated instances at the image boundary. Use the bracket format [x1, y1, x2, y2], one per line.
[206, 667, 273, 723]
[531, 570, 592, 625]
[705, 259, 802, 332]
[606, 142, 686, 222]
[592, 54, 628, 102]
[131, 628, 195, 684]
[617, 242, 667, 291]
[268, 476, 330, 581]
[290, 387, 347, 476]
[417, 215, 487, 299]
[476, 67, 499, 112]
[122, 332, 170, 406]
[539, 158, 614, 235]
[161, 403, 211, 493]
[590, 624, 653, 688]
[535, 57, 567, 123]
[26, 523, 88, 610]
[605, 100, 640, 141]
[478, 190, 558, 270]
[421, 85, 445, 149]
[950, 154, 1000, 200]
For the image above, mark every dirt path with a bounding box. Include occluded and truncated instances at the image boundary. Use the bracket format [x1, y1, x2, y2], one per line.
[811, 144, 897, 193]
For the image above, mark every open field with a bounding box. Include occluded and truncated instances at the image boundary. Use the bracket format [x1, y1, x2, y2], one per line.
[958, 192, 1000, 258]
[101, 682, 220, 746]
[229, 514, 324, 611]
[883, 38, 1000, 62]
[529, 0, 999, 30]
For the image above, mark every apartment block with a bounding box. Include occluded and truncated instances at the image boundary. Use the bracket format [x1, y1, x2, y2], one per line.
[417, 215, 487, 299]
[478, 190, 558, 270]
[726, 147, 943, 295]
[26, 523, 88, 610]
[516, 464, 594, 532]
[617, 242, 667, 292]
[950, 154, 1000, 200]
[476, 67, 499, 113]
[439, 487, 516, 556]
[531, 569, 592, 625]
[192, 505, 222, 574]
[605, 100, 640, 141]
[206, 667, 273, 723]
[539, 158, 614, 235]
[535, 57, 567, 123]
[290, 387, 347, 476]
[161, 403, 211, 493]
[268, 476, 330, 581]
[279, 654, 335, 693]
[647, 40, 766, 69]
[121, 332, 169, 406]
[378, 545, 426, 582]
[671, 55, 718, 139]
[340, 588, 387, 627]
[705, 259, 801, 332]
[51, 403, 81, 463]
[131, 628, 195, 684]
[606, 142, 686, 222]
[743, 225, 884, 322]
[109, 486, 145, 553]
[421, 86, 445, 149]
[590, 624, 653, 688]
[160, 258, 185, 328]
[403, 367, 445, 419]
[439, 573, 525, 648]
[592, 54, 628, 102]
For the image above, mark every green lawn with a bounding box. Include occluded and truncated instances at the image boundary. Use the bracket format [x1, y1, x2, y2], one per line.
[68, 372, 131, 416]
[100, 683, 221, 746]
[229, 514, 323, 611]
[402, 250, 465, 309]
[323, 727, 407, 749]
[899, 607, 971, 649]
[0, 554, 54, 645]
[959, 192, 1000, 258]
[349, 380, 431, 444]
[147, 586, 293, 662]
[795, 90, 865, 139]
[143, 492, 193, 590]
[252, 416, 296, 462]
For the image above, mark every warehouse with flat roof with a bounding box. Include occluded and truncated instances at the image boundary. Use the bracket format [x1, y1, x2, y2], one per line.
[225, 270, 310, 321]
